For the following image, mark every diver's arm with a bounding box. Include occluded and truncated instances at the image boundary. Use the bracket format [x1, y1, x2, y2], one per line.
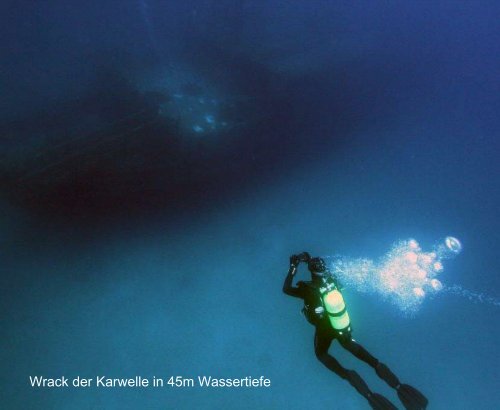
[283, 255, 305, 298]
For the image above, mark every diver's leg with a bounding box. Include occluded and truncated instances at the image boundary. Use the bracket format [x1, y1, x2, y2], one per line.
[338, 334, 401, 384]
[374, 361, 428, 410]
[338, 335, 428, 409]
[313, 328, 349, 378]
[338, 336, 379, 368]
[314, 328, 397, 409]
[338, 336, 399, 387]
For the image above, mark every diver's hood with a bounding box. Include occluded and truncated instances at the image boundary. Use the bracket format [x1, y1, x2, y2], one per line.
[308, 257, 327, 274]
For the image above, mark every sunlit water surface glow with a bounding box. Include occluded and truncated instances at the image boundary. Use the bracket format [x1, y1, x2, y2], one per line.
[328, 237, 499, 315]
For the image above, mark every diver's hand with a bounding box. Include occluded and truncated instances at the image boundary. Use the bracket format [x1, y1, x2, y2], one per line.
[289, 255, 301, 276]
[289, 252, 311, 275]
[290, 255, 300, 268]
[297, 252, 311, 262]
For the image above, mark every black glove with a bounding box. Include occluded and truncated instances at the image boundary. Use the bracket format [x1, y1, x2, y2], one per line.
[290, 254, 300, 267]
[297, 252, 311, 263]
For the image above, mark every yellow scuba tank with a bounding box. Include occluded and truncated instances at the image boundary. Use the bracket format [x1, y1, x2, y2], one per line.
[320, 280, 351, 331]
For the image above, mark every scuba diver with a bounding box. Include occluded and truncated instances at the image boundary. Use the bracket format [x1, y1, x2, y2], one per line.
[283, 252, 428, 410]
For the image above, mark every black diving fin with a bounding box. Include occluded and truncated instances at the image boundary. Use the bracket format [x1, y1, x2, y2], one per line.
[345, 370, 399, 410]
[375, 362, 428, 410]
[397, 383, 428, 410]
[368, 393, 399, 410]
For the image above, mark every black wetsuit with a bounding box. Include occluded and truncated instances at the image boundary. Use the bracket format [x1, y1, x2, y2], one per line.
[283, 268, 379, 379]
[283, 258, 429, 409]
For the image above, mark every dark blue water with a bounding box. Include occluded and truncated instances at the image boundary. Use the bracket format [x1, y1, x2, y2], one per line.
[1, 1, 499, 409]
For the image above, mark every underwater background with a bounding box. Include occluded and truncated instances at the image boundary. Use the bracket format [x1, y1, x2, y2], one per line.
[1, 1, 499, 409]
